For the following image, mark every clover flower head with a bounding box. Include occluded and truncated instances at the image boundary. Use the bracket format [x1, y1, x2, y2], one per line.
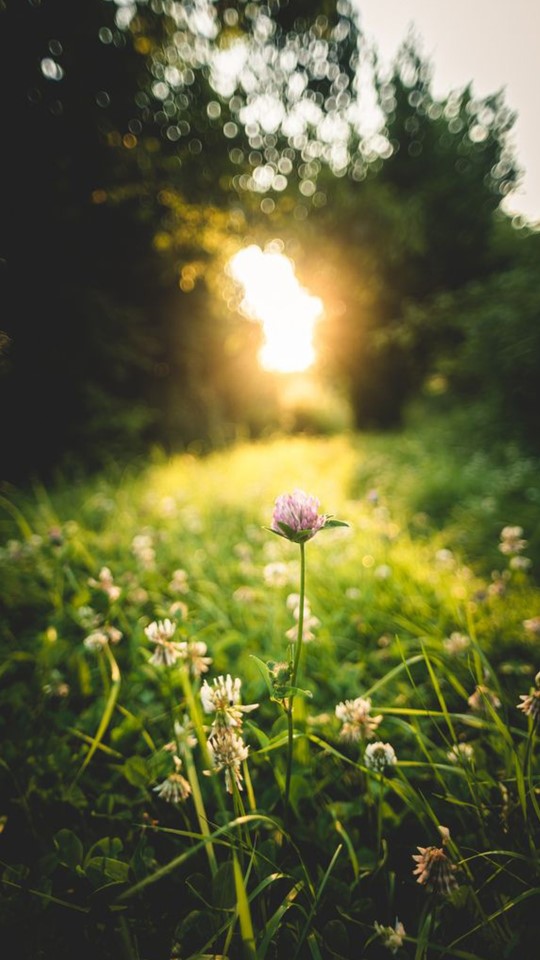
[206, 728, 249, 794]
[200, 674, 258, 727]
[88, 566, 121, 601]
[374, 919, 406, 954]
[335, 696, 382, 741]
[443, 631, 470, 655]
[183, 640, 212, 678]
[510, 555, 531, 571]
[499, 525, 527, 556]
[517, 688, 540, 721]
[84, 630, 109, 651]
[173, 715, 197, 750]
[153, 771, 192, 804]
[170, 568, 189, 594]
[467, 684, 501, 713]
[412, 843, 458, 895]
[271, 489, 327, 543]
[447, 742, 474, 764]
[132, 533, 156, 569]
[145, 618, 183, 666]
[523, 616, 540, 636]
[364, 741, 397, 773]
[263, 561, 290, 587]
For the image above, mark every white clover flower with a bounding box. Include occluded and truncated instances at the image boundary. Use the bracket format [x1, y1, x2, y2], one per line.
[84, 630, 109, 651]
[263, 561, 290, 587]
[173, 715, 197, 750]
[145, 619, 183, 666]
[335, 697, 383, 741]
[200, 674, 258, 727]
[517, 688, 540, 721]
[132, 533, 156, 569]
[499, 525, 527, 556]
[169, 568, 189, 594]
[374, 919, 406, 954]
[467, 684, 501, 713]
[88, 566, 121, 602]
[510, 555, 531, 571]
[233, 586, 257, 604]
[374, 564, 392, 580]
[285, 594, 320, 642]
[364, 741, 397, 773]
[169, 600, 189, 620]
[153, 772, 192, 804]
[447, 742, 475, 764]
[412, 844, 458, 895]
[435, 548, 455, 568]
[206, 728, 249, 794]
[182, 640, 212, 678]
[443, 631, 470, 655]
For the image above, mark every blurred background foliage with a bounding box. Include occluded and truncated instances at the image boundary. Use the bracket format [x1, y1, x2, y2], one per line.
[1, 0, 539, 479]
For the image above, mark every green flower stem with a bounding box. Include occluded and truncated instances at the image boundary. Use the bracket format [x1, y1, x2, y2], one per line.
[181, 738, 218, 877]
[284, 541, 306, 813]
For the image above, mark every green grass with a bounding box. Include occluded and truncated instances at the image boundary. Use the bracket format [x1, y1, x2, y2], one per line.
[1, 429, 540, 959]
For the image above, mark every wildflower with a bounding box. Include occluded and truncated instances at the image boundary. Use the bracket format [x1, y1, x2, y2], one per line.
[181, 640, 212, 678]
[84, 630, 109, 651]
[335, 697, 383, 742]
[499, 525, 527, 556]
[173, 715, 197, 750]
[487, 570, 509, 597]
[447, 742, 474, 764]
[169, 600, 188, 620]
[206, 728, 249, 794]
[443, 631, 470, 655]
[43, 670, 70, 698]
[523, 616, 540, 635]
[84, 623, 122, 651]
[263, 561, 290, 587]
[88, 566, 121, 602]
[364, 741, 397, 773]
[169, 568, 189, 594]
[510, 555, 531, 571]
[77, 605, 102, 629]
[145, 619, 183, 667]
[435, 548, 455, 568]
[268, 660, 293, 700]
[374, 919, 406, 954]
[517, 688, 540, 721]
[374, 564, 392, 580]
[233, 585, 257, 604]
[132, 533, 156, 569]
[153, 770, 192, 804]
[285, 594, 320, 642]
[271, 489, 327, 543]
[412, 841, 458, 895]
[467, 684, 501, 712]
[200, 674, 258, 727]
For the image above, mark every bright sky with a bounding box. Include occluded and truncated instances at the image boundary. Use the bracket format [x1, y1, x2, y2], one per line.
[354, 0, 540, 224]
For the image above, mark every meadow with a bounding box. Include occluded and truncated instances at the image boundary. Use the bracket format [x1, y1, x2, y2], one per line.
[2, 427, 540, 960]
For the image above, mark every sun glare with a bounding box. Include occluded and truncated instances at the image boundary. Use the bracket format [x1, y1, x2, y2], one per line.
[228, 244, 323, 373]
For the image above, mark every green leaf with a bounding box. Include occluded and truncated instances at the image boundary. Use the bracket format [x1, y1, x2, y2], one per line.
[121, 755, 151, 788]
[54, 829, 83, 870]
[212, 860, 237, 910]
